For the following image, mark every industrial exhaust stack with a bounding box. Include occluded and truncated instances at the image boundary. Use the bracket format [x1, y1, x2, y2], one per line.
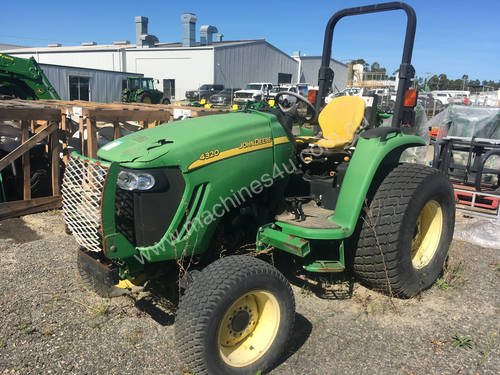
[135, 16, 159, 48]
[200, 25, 218, 46]
[181, 13, 197, 47]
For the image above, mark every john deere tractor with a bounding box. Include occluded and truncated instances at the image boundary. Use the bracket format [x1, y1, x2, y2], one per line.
[62, 3, 455, 374]
[0, 53, 60, 100]
[121, 76, 170, 104]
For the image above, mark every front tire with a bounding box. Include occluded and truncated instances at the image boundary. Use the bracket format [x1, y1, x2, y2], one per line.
[353, 163, 455, 298]
[175, 255, 295, 375]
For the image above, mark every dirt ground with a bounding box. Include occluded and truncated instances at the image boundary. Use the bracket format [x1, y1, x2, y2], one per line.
[0, 211, 498, 375]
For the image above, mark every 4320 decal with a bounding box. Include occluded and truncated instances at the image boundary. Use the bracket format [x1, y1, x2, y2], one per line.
[199, 149, 220, 160]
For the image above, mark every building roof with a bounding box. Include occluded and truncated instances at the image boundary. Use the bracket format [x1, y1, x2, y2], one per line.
[0, 43, 28, 51]
[39, 62, 141, 76]
[0, 39, 266, 54]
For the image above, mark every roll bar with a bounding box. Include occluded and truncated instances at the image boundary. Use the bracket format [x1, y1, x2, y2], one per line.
[316, 2, 417, 128]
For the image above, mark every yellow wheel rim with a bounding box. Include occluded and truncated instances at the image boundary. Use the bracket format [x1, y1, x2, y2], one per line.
[411, 200, 443, 269]
[142, 96, 152, 104]
[218, 290, 280, 368]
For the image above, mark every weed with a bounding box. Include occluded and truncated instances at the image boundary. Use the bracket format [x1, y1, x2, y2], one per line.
[0, 341, 5, 348]
[95, 301, 110, 316]
[452, 333, 473, 349]
[17, 322, 34, 335]
[53, 295, 112, 316]
[181, 365, 194, 375]
[362, 201, 397, 311]
[300, 284, 312, 297]
[43, 328, 52, 337]
[434, 278, 449, 290]
[477, 332, 494, 368]
[128, 328, 144, 346]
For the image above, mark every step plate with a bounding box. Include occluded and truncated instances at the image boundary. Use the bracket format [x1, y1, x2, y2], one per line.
[275, 201, 340, 229]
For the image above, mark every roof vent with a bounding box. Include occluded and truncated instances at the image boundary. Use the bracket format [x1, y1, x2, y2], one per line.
[114, 40, 130, 45]
[215, 33, 223, 42]
[81, 42, 97, 46]
[48, 43, 61, 47]
[181, 13, 197, 47]
[200, 25, 218, 46]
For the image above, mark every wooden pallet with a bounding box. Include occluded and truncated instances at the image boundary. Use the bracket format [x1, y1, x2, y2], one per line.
[0, 99, 176, 219]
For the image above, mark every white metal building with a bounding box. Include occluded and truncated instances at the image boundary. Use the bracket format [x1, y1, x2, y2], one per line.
[39, 63, 141, 102]
[2, 15, 347, 100]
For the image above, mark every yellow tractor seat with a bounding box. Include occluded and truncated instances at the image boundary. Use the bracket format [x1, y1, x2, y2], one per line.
[297, 96, 366, 149]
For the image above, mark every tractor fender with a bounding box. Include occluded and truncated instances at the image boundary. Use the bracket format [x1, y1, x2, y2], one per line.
[331, 130, 426, 237]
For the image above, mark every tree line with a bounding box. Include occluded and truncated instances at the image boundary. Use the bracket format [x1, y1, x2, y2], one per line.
[350, 59, 500, 92]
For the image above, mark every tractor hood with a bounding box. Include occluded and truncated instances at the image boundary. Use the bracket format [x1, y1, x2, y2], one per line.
[97, 111, 275, 172]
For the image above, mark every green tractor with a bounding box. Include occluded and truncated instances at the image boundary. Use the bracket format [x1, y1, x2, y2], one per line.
[0, 53, 60, 100]
[62, 3, 455, 374]
[121, 76, 170, 104]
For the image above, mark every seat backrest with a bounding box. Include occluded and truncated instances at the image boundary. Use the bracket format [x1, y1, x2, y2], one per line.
[318, 96, 366, 145]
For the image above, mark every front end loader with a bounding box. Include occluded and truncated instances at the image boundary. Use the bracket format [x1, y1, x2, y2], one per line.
[61, 3, 455, 374]
[0, 53, 60, 100]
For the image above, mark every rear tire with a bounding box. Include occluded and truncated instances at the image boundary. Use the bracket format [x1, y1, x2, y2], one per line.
[160, 96, 171, 104]
[175, 255, 295, 375]
[137, 92, 152, 104]
[353, 163, 455, 298]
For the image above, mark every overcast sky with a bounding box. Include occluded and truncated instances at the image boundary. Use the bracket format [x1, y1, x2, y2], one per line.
[2, 0, 499, 81]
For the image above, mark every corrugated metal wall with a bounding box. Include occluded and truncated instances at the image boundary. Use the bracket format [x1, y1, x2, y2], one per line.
[214, 41, 298, 89]
[39, 64, 139, 102]
[298, 57, 348, 91]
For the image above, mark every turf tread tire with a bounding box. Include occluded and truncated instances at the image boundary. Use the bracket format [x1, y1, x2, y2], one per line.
[353, 163, 455, 298]
[175, 255, 295, 375]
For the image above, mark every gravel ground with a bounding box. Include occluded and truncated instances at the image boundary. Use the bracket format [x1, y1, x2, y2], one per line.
[0, 211, 498, 375]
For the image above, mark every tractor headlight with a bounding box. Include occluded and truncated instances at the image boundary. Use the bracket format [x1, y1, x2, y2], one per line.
[117, 170, 155, 191]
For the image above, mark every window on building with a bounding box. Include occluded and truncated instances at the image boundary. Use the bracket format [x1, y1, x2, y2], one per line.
[278, 73, 292, 84]
[69, 76, 90, 101]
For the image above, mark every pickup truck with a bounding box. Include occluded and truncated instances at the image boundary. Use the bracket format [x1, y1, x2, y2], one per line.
[233, 82, 273, 103]
[185, 84, 224, 100]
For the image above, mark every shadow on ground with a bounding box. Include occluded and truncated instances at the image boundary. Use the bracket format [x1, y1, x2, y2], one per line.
[270, 312, 312, 373]
[0, 218, 41, 243]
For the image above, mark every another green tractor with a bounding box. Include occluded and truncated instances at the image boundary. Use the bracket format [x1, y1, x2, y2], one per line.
[121, 76, 170, 104]
[62, 3, 455, 374]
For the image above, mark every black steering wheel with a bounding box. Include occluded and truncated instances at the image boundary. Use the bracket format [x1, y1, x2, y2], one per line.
[274, 91, 317, 122]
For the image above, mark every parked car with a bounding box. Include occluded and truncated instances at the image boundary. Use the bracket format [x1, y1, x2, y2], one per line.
[450, 94, 470, 105]
[432, 92, 452, 105]
[185, 84, 224, 101]
[209, 88, 240, 105]
[233, 83, 273, 103]
[268, 86, 298, 106]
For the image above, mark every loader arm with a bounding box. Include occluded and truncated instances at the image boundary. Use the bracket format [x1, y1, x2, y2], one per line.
[0, 53, 60, 100]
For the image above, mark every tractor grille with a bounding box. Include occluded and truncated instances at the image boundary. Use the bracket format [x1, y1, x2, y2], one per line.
[115, 188, 135, 245]
[62, 155, 110, 253]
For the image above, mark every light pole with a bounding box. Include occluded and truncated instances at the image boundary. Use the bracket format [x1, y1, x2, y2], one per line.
[424, 72, 430, 92]
[216, 63, 232, 106]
